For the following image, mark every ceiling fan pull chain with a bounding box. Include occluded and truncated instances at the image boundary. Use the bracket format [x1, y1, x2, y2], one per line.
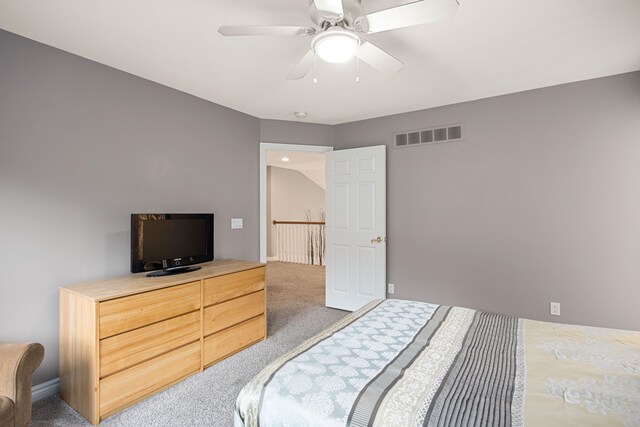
[355, 43, 360, 83]
[313, 52, 318, 84]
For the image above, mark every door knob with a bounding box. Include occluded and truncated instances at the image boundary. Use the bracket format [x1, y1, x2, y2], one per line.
[371, 236, 386, 244]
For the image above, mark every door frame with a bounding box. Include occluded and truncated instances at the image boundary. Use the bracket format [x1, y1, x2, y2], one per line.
[259, 142, 334, 263]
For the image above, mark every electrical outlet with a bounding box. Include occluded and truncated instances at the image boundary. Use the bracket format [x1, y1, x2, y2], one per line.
[388, 283, 395, 294]
[550, 302, 561, 316]
[231, 218, 243, 229]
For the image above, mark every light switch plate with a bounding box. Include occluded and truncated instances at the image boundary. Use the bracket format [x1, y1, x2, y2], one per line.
[231, 218, 243, 229]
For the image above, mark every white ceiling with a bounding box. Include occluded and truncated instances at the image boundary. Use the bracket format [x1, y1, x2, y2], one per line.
[1, 0, 639, 125]
[267, 151, 325, 168]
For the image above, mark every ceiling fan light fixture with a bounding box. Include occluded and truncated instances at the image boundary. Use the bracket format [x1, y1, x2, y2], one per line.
[311, 28, 360, 64]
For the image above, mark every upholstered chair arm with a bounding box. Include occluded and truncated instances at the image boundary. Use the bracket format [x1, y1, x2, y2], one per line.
[0, 396, 16, 427]
[0, 343, 44, 427]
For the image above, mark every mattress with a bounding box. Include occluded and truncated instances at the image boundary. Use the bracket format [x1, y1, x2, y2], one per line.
[235, 299, 640, 426]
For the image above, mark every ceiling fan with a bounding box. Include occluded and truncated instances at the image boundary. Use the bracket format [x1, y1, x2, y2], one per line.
[218, 0, 459, 80]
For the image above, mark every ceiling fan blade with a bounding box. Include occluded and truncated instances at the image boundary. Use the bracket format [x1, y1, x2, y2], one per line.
[286, 50, 315, 80]
[313, 0, 344, 19]
[218, 25, 315, 37]
[357, 41, 404, 74]
[355, 0, 458, 34]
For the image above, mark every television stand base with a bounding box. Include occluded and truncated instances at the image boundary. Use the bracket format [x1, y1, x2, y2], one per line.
[146, 265, 201, 277]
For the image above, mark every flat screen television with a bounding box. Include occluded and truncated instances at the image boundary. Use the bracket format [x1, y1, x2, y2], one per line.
[131, 213, 214, 277]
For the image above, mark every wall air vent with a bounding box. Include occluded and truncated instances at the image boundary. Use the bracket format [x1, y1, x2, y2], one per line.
[434, 128, 447, 142]
[408, 132, 420, 145]
[394, 124, 463, 148]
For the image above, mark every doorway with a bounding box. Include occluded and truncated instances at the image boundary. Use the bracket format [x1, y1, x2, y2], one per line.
[260, 143, 387, 312]
[259, 143, 333, 263]
[260, 143, 333, 311]
[267, 151, 326, 265]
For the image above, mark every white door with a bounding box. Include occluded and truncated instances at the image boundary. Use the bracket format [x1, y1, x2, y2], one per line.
[325, 145, 386, 311]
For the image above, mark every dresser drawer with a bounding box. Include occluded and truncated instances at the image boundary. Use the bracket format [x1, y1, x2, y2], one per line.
[99, 281, 200, 339]
[203, 314, 265, 366]
[100, 311, 200, 378]
[204, 290, 264, 337]
[203, 267, 264, 306]
[99, 341, 200, 418]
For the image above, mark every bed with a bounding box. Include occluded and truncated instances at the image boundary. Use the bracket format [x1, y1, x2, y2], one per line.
[235, 299, 640, 426]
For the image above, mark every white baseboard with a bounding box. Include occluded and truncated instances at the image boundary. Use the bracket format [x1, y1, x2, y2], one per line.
[32, 377, 59, 402]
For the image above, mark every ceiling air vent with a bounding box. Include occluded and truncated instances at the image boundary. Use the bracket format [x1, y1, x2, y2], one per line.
[393, 124, 463, 148]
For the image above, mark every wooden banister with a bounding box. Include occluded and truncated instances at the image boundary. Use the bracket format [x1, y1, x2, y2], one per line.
[273, 220, 326, 225]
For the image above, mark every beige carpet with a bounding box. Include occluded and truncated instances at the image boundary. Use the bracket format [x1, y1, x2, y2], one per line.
[32, 262, 348, 426]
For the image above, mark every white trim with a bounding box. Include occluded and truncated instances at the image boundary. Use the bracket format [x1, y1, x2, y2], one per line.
[259, 143, 333, 263]
[32, 377, 59, 402]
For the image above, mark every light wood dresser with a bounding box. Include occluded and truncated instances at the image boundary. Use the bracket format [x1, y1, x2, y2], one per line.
[59, 259, 265, 425]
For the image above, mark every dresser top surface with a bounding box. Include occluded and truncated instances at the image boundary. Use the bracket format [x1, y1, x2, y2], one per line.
[61, 259, 265, 302]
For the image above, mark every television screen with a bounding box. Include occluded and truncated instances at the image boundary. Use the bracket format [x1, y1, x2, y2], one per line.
[131, 213, 214, 276]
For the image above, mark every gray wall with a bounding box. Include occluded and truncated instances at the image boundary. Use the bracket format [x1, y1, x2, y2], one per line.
[334, 71, 640, 331]
[260, 119, 334, 147]
[0, 30, 261, 384]
[2, 27, 640, 387]
[268, 166, 325, 257]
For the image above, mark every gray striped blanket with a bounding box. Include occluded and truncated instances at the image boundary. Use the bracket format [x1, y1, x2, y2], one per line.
[235, 299, 640, 427]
